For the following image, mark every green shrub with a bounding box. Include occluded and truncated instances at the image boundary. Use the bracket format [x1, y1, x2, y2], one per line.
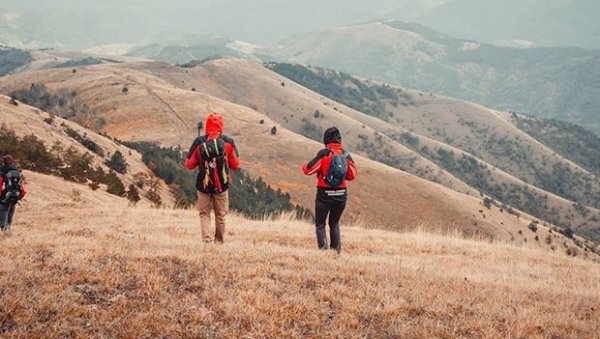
[105, 151, 128, 174]
[64, 126, 104, 156]
[124, 141, 311, 219]
[0, 124, 126, 197]
[126, 184, 141, 205]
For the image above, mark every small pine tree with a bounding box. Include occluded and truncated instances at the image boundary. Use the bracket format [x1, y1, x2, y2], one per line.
[145, 178, 162, 207]
[483, 197, 493, 209]
[528, 222, 538, 233]
[126, 184, 141, 205]
[106, 170, 126, 196]
[105, 150, 127, 174]
[271, 126, 277, 135]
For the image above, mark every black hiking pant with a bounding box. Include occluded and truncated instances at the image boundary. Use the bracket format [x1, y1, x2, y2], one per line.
[0, 203, 16, 231]
[315, 199, 346, 252]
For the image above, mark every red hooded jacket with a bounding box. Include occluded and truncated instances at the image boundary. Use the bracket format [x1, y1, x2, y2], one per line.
[302, 143, 357, 189]
[185, 114, 240, 171]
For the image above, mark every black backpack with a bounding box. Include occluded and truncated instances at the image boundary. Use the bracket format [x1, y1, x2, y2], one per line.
[196, 137, 230, 194]
[1, 170, 23, 204]
[325, 150, 349, 187]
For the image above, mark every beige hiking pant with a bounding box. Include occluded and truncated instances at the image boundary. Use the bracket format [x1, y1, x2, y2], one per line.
[197, 191, 229, 243]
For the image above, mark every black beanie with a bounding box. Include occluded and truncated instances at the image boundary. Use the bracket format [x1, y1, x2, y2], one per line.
[323, 126, 342, 145]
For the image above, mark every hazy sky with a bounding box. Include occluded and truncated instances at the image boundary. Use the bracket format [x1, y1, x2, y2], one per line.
[0, 0, 597, 50]
[0, 0, 452, 48]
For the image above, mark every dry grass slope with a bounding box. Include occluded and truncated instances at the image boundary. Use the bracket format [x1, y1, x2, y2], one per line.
[0, 62, 536, 240]
[1, 173, 599, 338]
[0, 95, 174, 206]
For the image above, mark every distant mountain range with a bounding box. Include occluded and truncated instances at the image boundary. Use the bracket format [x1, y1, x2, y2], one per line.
[267, 21, 600, 135]
[4, 14, 600, 136]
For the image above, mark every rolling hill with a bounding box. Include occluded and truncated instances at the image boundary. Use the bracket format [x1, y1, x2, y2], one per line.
[0, 60, 558, 243]
[0, 47, 32, 76]
[1, 167, 598, 337]
[0, 94, 173, 206]
[267, 20, 600, 135]
[133, 57, 599, 241]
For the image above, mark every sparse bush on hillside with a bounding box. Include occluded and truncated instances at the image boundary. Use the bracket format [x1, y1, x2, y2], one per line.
[300, 120, 322, 142]
[105, 150, 128, 174]
[145, 178, 163, 208]
[229, 171, 312, 220]
[396, 132, 420, 148]
[9, 83, 101, 123]
[0, 124, 126, 197]
[528, 222, 538, 233]
[105, 170, 126, 197]
[124, 141, 311, 219]
[64, 126, 104, 157]
[514, 115, 600, 176]
[470, 125, 600, 210]
[483, 197, 493, 209]
[407, 143, 597, 238]
[43, 116, 55, 125]
[356, 133, 412, 170]
[55, 57, 104, 68]
[0, 125, 60, 175]
[127, 184, 141, 205]
[560, 227, 574, 239]
[271, 126, 277, 135]
[55, 57, 121, 69]
[0, 48, 33, 76]
[177, 56, 224, 68]
[266, 62, 413, 121]
[123, 141, 196, 207]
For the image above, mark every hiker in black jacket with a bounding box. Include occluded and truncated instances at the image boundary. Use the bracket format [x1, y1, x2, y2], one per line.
[302, 127, 357, 252]
[0, 155, 26, 233]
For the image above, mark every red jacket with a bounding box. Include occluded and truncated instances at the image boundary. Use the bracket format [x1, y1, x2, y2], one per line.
[0, 172, 26, 200]
[185, 114, 240, 171]
[302, 143, 357, 188]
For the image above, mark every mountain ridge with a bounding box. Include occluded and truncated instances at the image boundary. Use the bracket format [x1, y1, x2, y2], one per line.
[0, 60, 559, 241]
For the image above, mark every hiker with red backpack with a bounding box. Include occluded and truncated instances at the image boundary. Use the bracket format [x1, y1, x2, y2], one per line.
[302, 127, 357, 253]
[185, 113, 240, 243]
[0, 155, 26, 233]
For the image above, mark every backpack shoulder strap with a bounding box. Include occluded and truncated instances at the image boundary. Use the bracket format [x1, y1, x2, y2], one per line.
[187, 136, 207, 158]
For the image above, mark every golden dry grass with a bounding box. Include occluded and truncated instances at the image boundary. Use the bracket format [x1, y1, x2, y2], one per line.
[1, 177, 599, 338]
[0, 63, 534, 238]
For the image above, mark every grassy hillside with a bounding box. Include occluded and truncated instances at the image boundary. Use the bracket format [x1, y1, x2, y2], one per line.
[0, 94, 174, 206]
[269, 21, 600, 135]
[0, 173, 598, 337]
[513, 114, 600, 176]
[126, 36, 245, 65]
[0, 47, 32, 76]
[0, 61, 537, 239]
[265, 62, 600, 240]
[161, 57, 476, 195]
